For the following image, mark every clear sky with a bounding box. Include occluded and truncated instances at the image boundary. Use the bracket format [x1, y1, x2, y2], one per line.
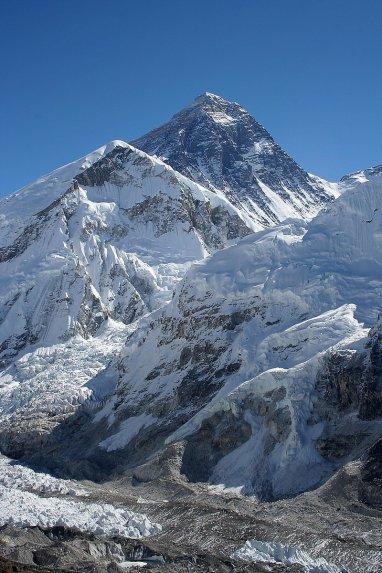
[1, 0, 382, 198]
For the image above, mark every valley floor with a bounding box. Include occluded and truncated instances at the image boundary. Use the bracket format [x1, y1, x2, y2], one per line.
[0, 459, 381, 573]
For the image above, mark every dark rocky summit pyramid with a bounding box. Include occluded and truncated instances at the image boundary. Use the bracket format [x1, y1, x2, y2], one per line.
[133, 92, 337, 228]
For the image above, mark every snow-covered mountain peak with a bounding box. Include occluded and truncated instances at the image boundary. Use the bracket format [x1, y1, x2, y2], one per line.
[180, 92, 256, 132]
[181, 92, 246, 117]
[132, 94, 336, 230]
[0, 139, 254, 369]
[0, 140, 131, 244]
[340, 163, 382, 189]
[184, 91, 230, 108]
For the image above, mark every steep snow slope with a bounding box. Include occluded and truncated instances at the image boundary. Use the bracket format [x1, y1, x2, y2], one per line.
[133, 92, 338, 229]
[88, 174, 382, 498]
[0, 141, 254, 370]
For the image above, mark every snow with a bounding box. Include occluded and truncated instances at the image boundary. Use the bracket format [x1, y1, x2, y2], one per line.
[0, 140, 130, 248]
[0, 319, 130, 420]
[183, 92, 229, 111]
[0, 485, 161, 538]
[167, 304, 364, 434]
[208, 111, 236, 125]
[0, 138, 260, 425]
[173, 177, 382, 325]
[119, 562, 147, 569]
[166, 308, 364, 497]
[0, 452, 161, 539]
[233, 540, 342, 573]
[99, 413, 157, 452]
[339, 164, 382, 190]
[0, 453, 87, 496]
[308, 173, 341, 198]
[0, 138, 256, 376]
[256, 179, 302, 221]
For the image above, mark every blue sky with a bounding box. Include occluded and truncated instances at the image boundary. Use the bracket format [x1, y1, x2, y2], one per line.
[1, 0, 382, 197]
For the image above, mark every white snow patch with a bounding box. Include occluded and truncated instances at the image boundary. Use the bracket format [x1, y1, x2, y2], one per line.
[0, 485, 161, 538]
[208, 111, 236, 125]
[233, 540, 342, 573]
[207, 484, 244, 496]
[0, 453, 87, 496]
[99, 413, 157, 452]
[119, 562, 147, 569]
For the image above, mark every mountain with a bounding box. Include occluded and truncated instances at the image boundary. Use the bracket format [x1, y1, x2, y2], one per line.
[0, 96, 382, 573]
[0, 140, 253, 371]
[0, 91, 343, 372]
[132, 92, 339, 229]
[27, 166, 379, 501]
[0, 96, 381, 486]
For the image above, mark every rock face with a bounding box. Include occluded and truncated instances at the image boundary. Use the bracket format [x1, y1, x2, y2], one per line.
[358, 316, 382, 507]
[133, 92, 338, 229]
[360, 438, 382, 507]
